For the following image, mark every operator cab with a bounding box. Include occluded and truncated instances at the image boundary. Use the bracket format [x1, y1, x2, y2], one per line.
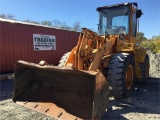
[97, 2, 142, 36]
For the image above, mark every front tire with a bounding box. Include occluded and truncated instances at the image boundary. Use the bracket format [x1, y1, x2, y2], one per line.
[107, 53, 135, 99]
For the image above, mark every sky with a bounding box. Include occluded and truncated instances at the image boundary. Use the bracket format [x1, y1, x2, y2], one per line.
[0, 0, 160, 39]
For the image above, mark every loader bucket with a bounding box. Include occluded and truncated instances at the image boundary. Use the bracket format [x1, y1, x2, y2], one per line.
[13, 60, 109, 120]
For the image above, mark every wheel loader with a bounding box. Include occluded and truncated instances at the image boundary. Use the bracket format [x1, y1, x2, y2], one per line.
[13, 2, 149, 120]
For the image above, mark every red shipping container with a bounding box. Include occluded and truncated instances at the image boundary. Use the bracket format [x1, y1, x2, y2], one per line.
[0, 19, 80, 72]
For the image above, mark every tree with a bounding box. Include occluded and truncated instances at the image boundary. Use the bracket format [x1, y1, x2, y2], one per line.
[23, 20, 40, 24]
[60, 22, 67, 29]
[0, 13, 15, 20]
[52, 20, 72, 30]
[64, 26, 72, 30]
[52, 20, 62, 28]
[72, 21, 81, 32]
[7, 14, 15, 20]
[137, 32, 147, 43]
[0, 14, 6, 19]
[41, 21, 52, 26]
[140, 34, 160, 53]
[23, 20, 31, 22]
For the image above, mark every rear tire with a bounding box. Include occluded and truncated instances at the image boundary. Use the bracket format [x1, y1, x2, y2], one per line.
[138, 54, 149, 84]
[107, 53, 135, 99]
[58, 52, 71, 67]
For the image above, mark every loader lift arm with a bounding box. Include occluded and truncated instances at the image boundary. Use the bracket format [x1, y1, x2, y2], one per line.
[65, 28, 117, 71]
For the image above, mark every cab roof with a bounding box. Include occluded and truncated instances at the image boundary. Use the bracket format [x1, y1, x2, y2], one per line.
[96, 2, 138, 11]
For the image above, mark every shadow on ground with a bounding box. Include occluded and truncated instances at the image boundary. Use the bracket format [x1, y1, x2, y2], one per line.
[0, 79, 14, 101]
[102, 77, 160, 120]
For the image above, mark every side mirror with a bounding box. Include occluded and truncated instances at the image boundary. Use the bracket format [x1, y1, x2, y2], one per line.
[136, 9, 143, 18]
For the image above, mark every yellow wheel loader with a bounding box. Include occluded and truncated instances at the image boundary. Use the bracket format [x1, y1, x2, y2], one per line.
[13, 2, 149, 120]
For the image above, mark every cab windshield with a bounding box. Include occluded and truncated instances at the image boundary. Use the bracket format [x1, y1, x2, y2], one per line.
[98, 6, 129, 35]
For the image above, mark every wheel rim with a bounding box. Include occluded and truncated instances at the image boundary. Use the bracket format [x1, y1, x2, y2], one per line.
[125, 65, 133, 89]
[146, 62, 149, 77]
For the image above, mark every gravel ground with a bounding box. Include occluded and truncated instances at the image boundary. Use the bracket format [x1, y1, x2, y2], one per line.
[147, 51, 160, 78]
[0, 79, 55, 120]
[0, 77, 160, 120]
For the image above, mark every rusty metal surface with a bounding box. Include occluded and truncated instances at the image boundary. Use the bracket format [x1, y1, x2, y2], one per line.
[16, 101, 82, 120]
[0, 19, 79, 72]
[13, 61, 109, 120]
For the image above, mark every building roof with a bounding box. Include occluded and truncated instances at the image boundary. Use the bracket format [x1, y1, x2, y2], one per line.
[0, 18, 78, 32]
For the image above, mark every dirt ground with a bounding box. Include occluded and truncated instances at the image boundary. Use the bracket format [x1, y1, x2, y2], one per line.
[0, 77, 160, 120]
